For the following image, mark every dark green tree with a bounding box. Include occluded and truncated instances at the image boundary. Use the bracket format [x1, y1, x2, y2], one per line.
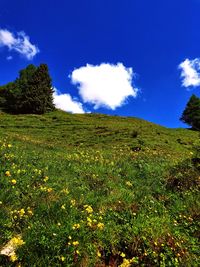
[5, 65, 37, 113]
[180, 94, 200, 130]
[0, 85, 8, 111]
[0, 64, 55, 114]
[20, 64, 55, 114]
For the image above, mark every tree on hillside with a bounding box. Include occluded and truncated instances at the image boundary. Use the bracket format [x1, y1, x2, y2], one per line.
[0, 85, 8, 111]
[4, 65, 37, 113]
[19, 64, 55, 114]
[0, 64, 55, 114]
[180, 94, 200, 130]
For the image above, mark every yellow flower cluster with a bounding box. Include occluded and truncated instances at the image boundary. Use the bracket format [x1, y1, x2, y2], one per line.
[43, 176, 49, 182]
[72, 241, 79, 246]
[9, 236, 25, 262]
[72, 223, 80, 230]
[119, 258, 134, 267]
[86, 216, 104, 230]
[125, 181, 133, 187]
[11, 236, 25, 246]
[11, 207, 33, 219]
[68, 238, 79, 247]
[40, 185, 53, 193]
[84, 204, 93, 214]
[97, 222, 104, 230]
[70, 199, 76, 207]
[10, 253, 18, 262]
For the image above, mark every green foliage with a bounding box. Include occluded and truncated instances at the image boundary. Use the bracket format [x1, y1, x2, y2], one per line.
[180, 94, 200, 130]
[0, 64, 55, 114]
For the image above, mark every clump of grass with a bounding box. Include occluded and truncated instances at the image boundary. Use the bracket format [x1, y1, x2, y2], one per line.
[166, 159, 200, 191]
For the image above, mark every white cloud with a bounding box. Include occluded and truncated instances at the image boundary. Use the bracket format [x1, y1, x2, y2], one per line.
[53, 88, 85, 114]
[70, 62, 138, 110]
[0, 29, 39, 60]
[179, 58, 200, 87]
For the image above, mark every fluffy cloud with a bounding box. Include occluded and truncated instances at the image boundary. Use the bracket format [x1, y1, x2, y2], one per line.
[70, 63, 138, 110]
[0, 29, 39, 60]
[53, 88, 85, 114]
[179, 58, 200, 87]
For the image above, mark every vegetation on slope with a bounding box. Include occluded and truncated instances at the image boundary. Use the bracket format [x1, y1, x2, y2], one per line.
[0, 110, 199, 266]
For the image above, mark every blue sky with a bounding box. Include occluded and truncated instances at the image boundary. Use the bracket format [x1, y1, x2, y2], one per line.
[0, 0, 200, 127]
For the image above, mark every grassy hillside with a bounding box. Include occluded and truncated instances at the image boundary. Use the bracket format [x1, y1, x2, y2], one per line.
[0, 110, 199, 266]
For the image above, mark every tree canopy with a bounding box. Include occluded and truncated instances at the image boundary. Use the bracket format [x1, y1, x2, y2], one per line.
[0, 64, 55, 114]
[180, 94, 200, 130]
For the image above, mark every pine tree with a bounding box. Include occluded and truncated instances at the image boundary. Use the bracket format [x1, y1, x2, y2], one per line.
[7, 65, 37, 113]
[20, 64, 55, 114]
[180, 94, 200, 130]
[1, 64, 55, 114]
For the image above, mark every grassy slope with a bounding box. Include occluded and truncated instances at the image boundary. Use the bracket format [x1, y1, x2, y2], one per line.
[0, 110, 198, 152]
[0, 110, 199, 266]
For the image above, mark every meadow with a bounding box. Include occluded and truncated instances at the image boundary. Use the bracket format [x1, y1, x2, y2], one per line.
[0, 110, 199, 266]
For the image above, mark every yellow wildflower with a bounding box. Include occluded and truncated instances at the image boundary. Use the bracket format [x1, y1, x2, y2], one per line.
[18, 209, 25, 217]
[87, 217, 93, 227]
[72, 241, 79, 246]
[70, 199, 76, 206]
[84, 205, 93, 213]
[120, 252, 126, 258]
[61, 204, 66, 210]
[11, 179, 17, 185]
[7, 144, 12, 148]
[11, 236, 25, 246]
[125, 181, 133, 187]
[97, 222, 104, 230]
[10, 253, 18, 262]
[61, 256, 65, 262]
[97, 250, 101, 257]
[5, 171, 11, 177]
[72, 223, 80, 230]
[119, 257, 136, 267]
[43, 176, 49, 182]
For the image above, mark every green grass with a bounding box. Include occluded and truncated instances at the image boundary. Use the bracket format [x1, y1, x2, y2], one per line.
[0, 110, 199, 266]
